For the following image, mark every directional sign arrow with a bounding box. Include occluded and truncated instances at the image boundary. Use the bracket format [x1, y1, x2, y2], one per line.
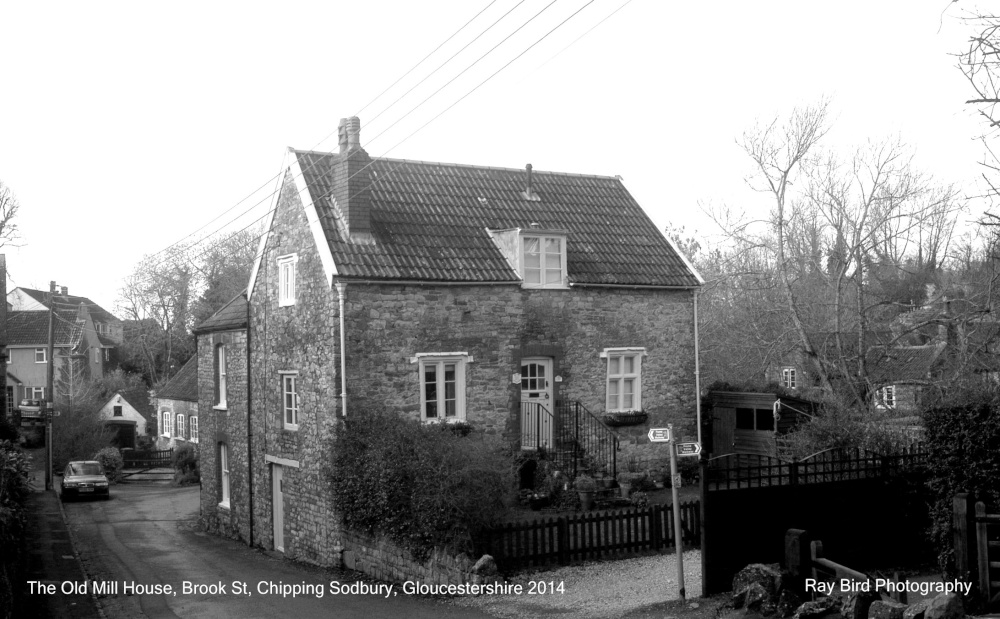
[647, 427, 671, 443]
[675, 442, 702, 457]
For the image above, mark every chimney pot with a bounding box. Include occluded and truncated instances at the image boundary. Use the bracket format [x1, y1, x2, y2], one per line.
[60, 286, 68, 296]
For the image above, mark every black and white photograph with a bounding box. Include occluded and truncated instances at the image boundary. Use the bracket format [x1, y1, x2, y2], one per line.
[1, 1, 999, 618]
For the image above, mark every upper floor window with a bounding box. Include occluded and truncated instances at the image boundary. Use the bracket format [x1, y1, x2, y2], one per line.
[781, 367, 797, 389]
[28, 387, 45, 400]
[35, 348, 46, 363]
[521, 235, 567, 288]
[603, 348, 645, 411]
[278, 254, 298, 307]
[113, 405, 123, 417]
[876, 385, 896, 409]
[215, 344, 227, 409]
[281, 372, 299, 430]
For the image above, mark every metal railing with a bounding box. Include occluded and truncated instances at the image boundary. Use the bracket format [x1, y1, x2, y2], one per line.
[519, 400, 619, 479]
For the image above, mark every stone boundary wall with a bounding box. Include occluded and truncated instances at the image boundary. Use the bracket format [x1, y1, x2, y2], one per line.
[340, 530, 498, 586]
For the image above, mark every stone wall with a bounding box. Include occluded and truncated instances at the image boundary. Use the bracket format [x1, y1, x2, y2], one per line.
[154, 398, 198, 450]
[341, 530, 498, 587]
[197, 328, 250, 543]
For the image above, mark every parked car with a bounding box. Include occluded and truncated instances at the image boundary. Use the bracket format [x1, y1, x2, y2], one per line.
[60, 461, 110, 501]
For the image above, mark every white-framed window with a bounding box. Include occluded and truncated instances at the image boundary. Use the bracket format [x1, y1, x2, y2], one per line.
[35, 348, 46, 363]
[602, 348, 645, 411]
[93, 349, 101, 363]
[6, 387, 12, 418]
[781, 367, 797, 389]
[161, 410, 172, 437]
[521, 235, 567, 288]
[176, 414, 186, 440]
[104, 349, 110, 362]
[215, 344, 227, 408]
[876, 385, 896, 409]
[417, 355, 468, 422]
[278, 254, 298, 307]
[281, 372, 299, 430]
[189, 417, 199, 443]
[28, 387, 45, 400]
[219, 443, 230, 508]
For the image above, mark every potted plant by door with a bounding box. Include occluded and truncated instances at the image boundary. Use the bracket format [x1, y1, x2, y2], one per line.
[617, 471, 645, 498]
[574, 475, 597, 511]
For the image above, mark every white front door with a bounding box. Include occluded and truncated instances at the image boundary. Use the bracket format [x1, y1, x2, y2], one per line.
[520, 357, 554, 449]
[272, 464, 284, 552]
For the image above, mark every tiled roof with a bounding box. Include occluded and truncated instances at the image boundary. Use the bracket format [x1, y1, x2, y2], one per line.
[7, 310, 84, 347]
[117, 389, 156, 420]
[866, 343, 946, 384]
[295, 153, 701, 287]
[155, 355, 198, 402]
[18, 288, 119, 324]
[193, 293, 247, 334]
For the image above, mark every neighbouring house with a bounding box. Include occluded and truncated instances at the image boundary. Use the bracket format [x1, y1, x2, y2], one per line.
[97, 389, 154, 449]
[192, 293, 247, 541]
[5, 285, 122, 417]
[197, 116, 702, 566]
[154, 355, 199, 449]
[705, 389, 817, 458]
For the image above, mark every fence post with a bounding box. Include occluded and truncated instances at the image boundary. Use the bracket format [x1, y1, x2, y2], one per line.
[651, 505, 662, 551]
[785, 529, 811, 594]
[976, 501, 989, 604]
[954, 493, 974, 586]
[574, 404, 580, 478]
[790, 459, 799, 486]
[557, 516, 569, 565]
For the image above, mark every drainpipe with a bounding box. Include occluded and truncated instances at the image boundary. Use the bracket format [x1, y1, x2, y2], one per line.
[694, 289, 702, 446]
[335, 282, 348, 418]
[246, 294, 254, 548]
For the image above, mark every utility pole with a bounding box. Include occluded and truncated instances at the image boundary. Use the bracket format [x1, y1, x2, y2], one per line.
[46, 281, 55, 491]
[0, 255, 6, 426]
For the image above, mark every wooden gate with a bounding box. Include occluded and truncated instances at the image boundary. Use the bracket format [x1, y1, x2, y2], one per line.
[975, 502, 1000, 607]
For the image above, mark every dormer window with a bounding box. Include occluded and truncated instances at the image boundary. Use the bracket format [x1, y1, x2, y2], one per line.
[521, 234, 567, 289]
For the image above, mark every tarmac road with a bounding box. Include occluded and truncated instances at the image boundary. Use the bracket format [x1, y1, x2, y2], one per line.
[60, 482, 494, 619]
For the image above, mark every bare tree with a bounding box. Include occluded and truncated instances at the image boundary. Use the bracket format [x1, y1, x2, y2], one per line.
[0, 180, 22, 247]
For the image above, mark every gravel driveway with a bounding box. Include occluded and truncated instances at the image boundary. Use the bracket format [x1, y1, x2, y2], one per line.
[451, 549, 703, 619]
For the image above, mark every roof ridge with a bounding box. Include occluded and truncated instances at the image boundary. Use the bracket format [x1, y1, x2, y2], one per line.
[292, 149, 621, 181]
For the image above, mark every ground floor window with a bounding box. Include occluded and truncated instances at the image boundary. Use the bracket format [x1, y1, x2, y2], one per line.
[219, 443, 230, 508]
[413, 353, 470, 422]
[161, 410, 172, 437]
[189, 417, 199, 443]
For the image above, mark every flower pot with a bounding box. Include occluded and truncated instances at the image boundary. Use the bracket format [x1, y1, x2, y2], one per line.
[619, 482, 632, 498]
[578, 490, 594, 511]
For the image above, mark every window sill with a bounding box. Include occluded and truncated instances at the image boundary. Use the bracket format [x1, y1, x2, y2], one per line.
[278, 300, 296, 308]
[213, 404, 228, 411]
[520, 284, 570, 290]
[218, 502, 230, 511]
[283, 424, 299, 432]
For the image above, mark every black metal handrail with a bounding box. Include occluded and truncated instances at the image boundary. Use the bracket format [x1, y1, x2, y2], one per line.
[520, 401, 555, 451]
[555, 401, 619, 479]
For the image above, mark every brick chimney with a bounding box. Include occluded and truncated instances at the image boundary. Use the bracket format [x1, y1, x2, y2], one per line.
[333, 117, 373, 242]
[60, 286, 68, 296]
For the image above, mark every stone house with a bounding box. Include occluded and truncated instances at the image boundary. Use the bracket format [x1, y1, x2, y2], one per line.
[154, 355, 199, 449]
[191, 293, 248, 542]
[97, 389, 155, 449]
[202, 116, 702, 565]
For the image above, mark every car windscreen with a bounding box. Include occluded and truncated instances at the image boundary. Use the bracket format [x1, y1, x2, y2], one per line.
[69, 463, 104, 476]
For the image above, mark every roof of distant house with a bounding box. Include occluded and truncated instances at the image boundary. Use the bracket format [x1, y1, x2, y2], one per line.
[283, 151, 701, 287]
[6, 310, 85, 347]
[192, 293, 247, 334]
[114, 389, 156, 420]
[155, 355, 198, 402]
[11, 287, 119, 324]
[866, 343, 946, 385]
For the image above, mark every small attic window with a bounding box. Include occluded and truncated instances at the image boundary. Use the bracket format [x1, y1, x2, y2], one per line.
[521, 233, 567, 289]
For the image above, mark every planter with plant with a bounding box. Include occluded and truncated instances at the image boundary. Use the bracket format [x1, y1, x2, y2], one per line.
[616, 471, 645, 497]
[574, 475, 597, 511]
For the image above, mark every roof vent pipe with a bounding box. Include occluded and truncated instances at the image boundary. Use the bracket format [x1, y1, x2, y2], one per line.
[521, 163, 540, 201]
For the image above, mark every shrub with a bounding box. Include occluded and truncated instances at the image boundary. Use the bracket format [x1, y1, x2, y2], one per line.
[924, 391, 1000, 577]
[172, 443, 200, 485]
[573, 475, 596, 492]
[329, 408, 516, 561]
[93, 447, 124, 483]
[0, 418, 18, 443]
[52, 408, 114, 471]
[0, 441, 32, 618]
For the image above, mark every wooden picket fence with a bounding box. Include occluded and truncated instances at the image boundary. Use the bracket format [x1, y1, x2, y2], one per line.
[479, 500, 700, 572]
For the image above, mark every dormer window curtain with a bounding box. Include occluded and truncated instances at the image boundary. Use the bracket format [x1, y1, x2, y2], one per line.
[521, 234, 567, 288]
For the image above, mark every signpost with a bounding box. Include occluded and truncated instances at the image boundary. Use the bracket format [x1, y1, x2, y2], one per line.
[675, 442, 702, 457]
[650, 425, 702, 600]
[647, 427, 671, 443]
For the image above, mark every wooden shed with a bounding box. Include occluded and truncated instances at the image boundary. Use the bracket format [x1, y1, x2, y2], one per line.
[706, 390, 818, 457]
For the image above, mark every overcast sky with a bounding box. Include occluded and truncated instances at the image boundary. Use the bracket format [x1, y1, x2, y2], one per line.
[0, 0, 990, 313]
